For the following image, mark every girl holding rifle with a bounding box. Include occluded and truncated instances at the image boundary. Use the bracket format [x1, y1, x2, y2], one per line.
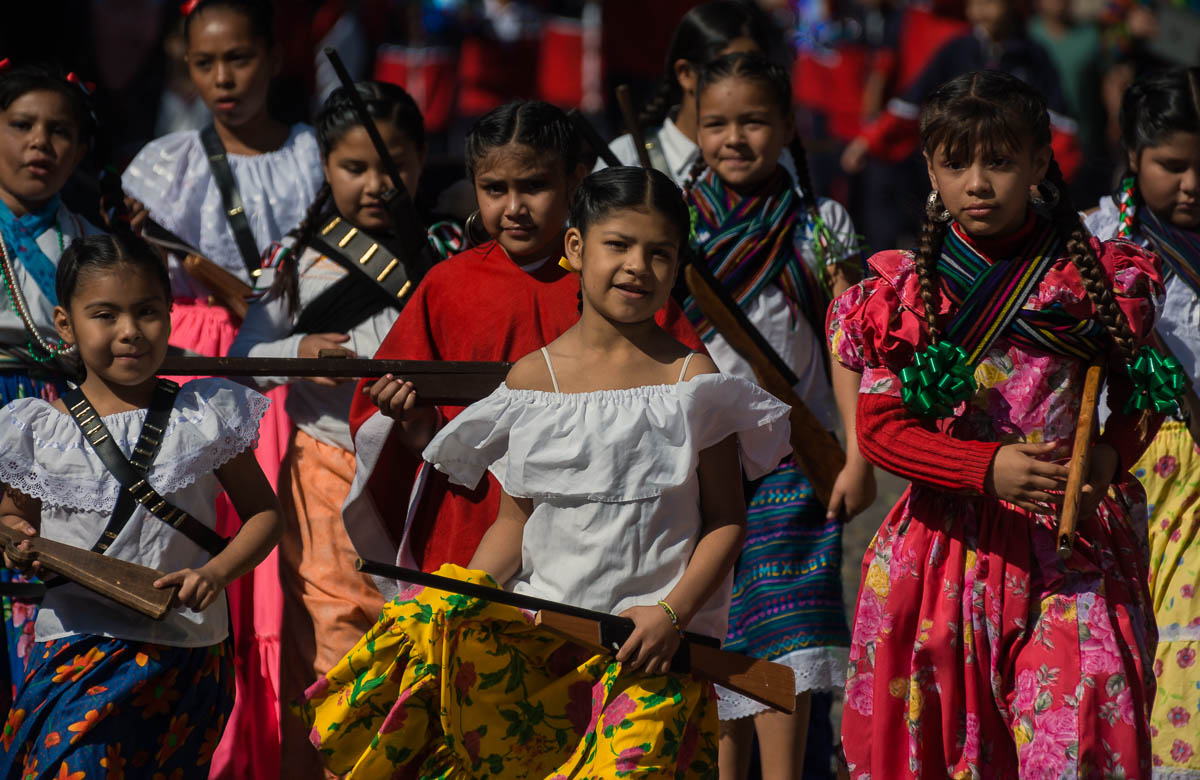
[297, 166, 791, 779]
[0, 231, 282, 778]
[1084, 66, 1200, 775]
[828, 70, 1172, 777]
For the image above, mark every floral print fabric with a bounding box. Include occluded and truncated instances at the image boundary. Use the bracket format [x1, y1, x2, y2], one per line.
[294, 565, 718, 779]
[827, 242, 1163, 778]
[0, 634, 234, 779]
[1134, 421, 1200, 777]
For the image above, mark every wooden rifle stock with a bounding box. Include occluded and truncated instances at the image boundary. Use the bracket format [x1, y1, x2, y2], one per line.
[534, 610, 796, 713]
[181, 254, 252, 321]
[615, 85, 654, 169]
[1058, 358, 1105, 558]
[0, 526, 177, 619]
[683, 264, 845, 507]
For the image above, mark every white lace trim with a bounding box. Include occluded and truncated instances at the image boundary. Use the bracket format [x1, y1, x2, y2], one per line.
[716, 646, 849, 721]
[0, 379, 270, 512]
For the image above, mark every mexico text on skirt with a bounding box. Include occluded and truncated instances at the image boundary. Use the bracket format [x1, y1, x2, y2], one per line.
[294, 565, 719, 779]
[1, 633, 235, 779]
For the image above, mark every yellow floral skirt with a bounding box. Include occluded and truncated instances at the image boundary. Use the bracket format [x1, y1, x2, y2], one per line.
[1135, 420, 1200, 773]
[292, 565, 718, 779]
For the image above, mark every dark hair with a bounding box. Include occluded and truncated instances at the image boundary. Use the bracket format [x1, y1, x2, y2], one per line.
[570, 166, 691, 248]
[55, 232, 172, 311]
[1118, 67, 1200, 185]
[464, 100, 581, 182]
[183, 0, 275, 46]
[685, 52, 827, 266]
[913, 71, 1139, 367]
[640, 0, 778, 129]
[0, 63, 96, 145]
[271, 81, 427, 313]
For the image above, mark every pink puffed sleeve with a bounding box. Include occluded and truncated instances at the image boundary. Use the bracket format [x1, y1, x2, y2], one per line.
[826, 250, 941, 396]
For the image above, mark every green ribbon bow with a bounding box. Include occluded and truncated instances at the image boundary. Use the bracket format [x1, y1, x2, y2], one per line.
[899, 341, 978, 418]
[1124, 345, 1187, 415]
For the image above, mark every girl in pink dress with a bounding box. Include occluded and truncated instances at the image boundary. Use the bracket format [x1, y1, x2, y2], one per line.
[827, 70, 1178, 777]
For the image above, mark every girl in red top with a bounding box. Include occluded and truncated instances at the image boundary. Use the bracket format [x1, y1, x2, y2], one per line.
[828, 70, 1174, 777]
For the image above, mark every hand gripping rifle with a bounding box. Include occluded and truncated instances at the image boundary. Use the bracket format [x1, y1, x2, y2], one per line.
[356, 559, 798, 713]
[323, 47, 438, 291]
[0, 525, 178, 619]
[611, 85, 847, 508]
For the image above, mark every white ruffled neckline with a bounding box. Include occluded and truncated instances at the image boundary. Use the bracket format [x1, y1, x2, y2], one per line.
[0, 378, 270, 513]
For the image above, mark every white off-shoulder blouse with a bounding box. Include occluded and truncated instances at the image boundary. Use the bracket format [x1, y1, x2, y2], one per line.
[0, 379, 269, 647]
[422, 371, 792, 641]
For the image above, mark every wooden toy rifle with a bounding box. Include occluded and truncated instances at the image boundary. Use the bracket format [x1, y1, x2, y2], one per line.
[610, 85, 846, 507]
[356, 558, 798, 713]
[157, 355, 509, 405]
[615, 85, 654, 169]
[0, 525, 177, 619]
[1057, 357, 1105, 558]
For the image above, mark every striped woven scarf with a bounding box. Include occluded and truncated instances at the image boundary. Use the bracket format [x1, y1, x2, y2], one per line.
[683, 167, 826, 342]
[940, 217, 1107, 364]
[1140, 206, 1200, 298]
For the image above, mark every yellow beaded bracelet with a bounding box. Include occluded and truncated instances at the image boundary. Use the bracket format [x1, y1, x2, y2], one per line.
[657, 600, 684, 637]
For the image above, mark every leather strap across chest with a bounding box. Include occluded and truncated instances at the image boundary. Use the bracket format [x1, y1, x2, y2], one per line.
[200, 125, 262, 280]
[63, 380, 228, 557]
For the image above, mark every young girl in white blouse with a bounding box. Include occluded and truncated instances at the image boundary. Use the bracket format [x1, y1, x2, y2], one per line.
[228, 80, 449, 779]
[294, 166, 791, 779]
[0, 232, 282, 778]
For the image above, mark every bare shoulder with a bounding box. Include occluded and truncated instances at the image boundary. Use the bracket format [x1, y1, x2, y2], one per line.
[681, 352, 720, 381]
[505, 349, 556, 392]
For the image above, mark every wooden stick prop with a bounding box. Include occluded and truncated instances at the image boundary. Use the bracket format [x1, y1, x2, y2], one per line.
[157, 356, 509, 405]
[615, 85, 654, 169]
[568, 109, 623, 168]
[1058, 357, 1105, 559]
[356, 558, 797, 713]
[683, 262, 846, 508]
[181, 254, 252, 320]
[0, 526, 177, 619]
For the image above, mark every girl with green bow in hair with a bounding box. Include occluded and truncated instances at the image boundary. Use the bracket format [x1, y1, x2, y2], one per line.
[828, 69, 1181, 778]
[1084, 66, 1200, 776]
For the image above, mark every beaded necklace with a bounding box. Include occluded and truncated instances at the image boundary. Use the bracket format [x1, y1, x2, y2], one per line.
[0, 226, 76, 362]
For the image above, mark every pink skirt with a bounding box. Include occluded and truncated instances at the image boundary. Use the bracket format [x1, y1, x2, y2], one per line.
[168, 298, 290, 780]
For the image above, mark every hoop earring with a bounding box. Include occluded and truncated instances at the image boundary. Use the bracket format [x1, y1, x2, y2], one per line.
[1031, 179, 1060, 209]
[925, 190, 950, 223]
[464, 210, 490, 248]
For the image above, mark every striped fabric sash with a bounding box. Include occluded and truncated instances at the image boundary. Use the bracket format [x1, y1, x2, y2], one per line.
[1141, 207, 1200, 298]
[940, 218, 1106, 364]
[683, 167, 826, 341]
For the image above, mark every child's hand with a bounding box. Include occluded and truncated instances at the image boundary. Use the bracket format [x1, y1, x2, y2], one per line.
[1, 516, 39, 575]
[615, 604, 681, 676]
[365, 374, 419, 420]
[984, 442, 1069, 513]
[124, 197, 149, 235]
[154, 564, 227, 611]
[827, 456, 876, 522]
[298, 332, 356, 385]
[1076, 443, 1120, 522]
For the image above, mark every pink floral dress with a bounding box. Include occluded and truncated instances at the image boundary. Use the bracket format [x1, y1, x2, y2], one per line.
[827, 232, 1164, 778]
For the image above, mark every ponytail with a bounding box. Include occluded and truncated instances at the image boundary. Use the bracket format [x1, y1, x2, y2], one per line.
[269, 183, 331, 314]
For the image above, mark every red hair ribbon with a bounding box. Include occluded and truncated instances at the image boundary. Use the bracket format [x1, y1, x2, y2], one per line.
[65, 72, 96, 96]
[0, 59, 10, 74]
[180, 0, 202, 16]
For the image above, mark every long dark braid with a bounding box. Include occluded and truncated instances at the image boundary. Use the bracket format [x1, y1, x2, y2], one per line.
[911, 204, 949, 342]
[269, 183, 330, 314]
[1043, 158, 1139, 362]
[787, 135, 835, 275]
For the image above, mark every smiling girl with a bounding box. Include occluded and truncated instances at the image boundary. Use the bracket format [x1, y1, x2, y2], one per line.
[829, 70, 1169, 777]
[0, 231, 282, 779]
[1084, 66, 1200, 774]
[227, 80, 443, 779]
[297, 166, 791, 779]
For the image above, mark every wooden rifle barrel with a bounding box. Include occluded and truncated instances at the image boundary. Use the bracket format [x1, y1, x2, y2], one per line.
[1058, 358, 1105, 558]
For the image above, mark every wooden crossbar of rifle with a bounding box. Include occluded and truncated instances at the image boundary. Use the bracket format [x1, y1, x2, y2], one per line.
[0, 525, 177, 619]
[1058, 357, 1105, 558]
[157, 356, 510, 405]
[356, 558, 797, 713]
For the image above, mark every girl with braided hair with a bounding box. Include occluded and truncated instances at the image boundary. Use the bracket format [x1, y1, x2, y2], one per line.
[595, 0, 801, 187]
[682, 51, 873, 779]
[1084, 66, 1200, 774]
[828, 69, 1173, 777]
[228, 80, 452, 779]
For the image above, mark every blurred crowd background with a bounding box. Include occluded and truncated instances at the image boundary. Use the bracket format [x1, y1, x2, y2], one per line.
[7, 0, 1199, 256]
